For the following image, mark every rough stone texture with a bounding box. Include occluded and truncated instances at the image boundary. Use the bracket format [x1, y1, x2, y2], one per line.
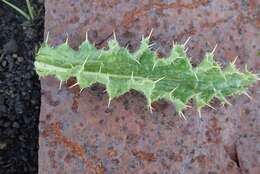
[40, 0, 260, 173]
[236, 134, 260, 174]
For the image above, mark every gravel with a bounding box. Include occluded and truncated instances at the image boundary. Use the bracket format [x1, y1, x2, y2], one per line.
[0, 1, 44, 173]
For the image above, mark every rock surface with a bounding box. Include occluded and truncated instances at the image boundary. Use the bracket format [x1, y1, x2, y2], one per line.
[236, 134, 260, 174]
[40, 0, 260, 173]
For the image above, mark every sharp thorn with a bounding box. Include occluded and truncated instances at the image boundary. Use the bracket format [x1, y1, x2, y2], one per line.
[179, 112, 187, 120]
[83, 55, 89, 67]
[65, 32, 69, 44]
[107, 99, 111, 108]
[148, 104, 153, 114]
[215, 89, 232, 106]
[97, 50, 103, 59]
[211, 44, 218, 55]
[133, 58, 140, 64]
[141, 35, 145, 41]
[169, 87, 178, 96]
[193, 71, 199, 81]
[148, 43, 156, 49]
[172, 40, 175, 47]
[183, 36, 191, 47]
[232, 56, 238, 65]
[206, 103, 216, 110]
[59, 80, 63, 89]
[223, 98, 232, 106]
[69, 82, 79, 89]
[154, 77, 165, 84]
[80, 88, 85, 93]
[185, 104, 192, 108]
[243, 92, 254, 101]
[217, 93, 232, 106]
[147, 28, 154, 40]
[85, 31, 89, 41]
[198, 109, 202, 118]
[113, 30, 117, 40]
[45, 31, 50, 44]
[125, 43, 130, 50]
[245, 64, 248, 72]
[79, 56, 89, 74]
[152, 62, 157, 71]
[131, 72, 134, 81]
[99, 64, 102, 73]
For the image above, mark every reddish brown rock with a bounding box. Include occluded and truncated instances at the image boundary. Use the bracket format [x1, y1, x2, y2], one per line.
[236, 134, 260, 174]
[40, 0, 260, 173]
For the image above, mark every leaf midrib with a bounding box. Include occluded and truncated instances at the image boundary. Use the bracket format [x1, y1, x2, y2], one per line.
[36, 61, 202, 85]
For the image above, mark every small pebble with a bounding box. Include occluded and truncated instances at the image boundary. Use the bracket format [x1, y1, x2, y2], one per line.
[12, 122, 20, 128]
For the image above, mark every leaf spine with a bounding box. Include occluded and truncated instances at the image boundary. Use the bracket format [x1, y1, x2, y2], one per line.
[179, 112, 187, 120]
[183, 37, 191, 47]
[211, 44, 218, 55]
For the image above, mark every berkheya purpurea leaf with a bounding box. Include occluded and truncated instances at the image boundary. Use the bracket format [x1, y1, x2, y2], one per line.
[35, 32, 258, 119]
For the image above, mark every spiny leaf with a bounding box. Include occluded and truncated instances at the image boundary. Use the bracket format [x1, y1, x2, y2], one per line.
[35, 36, 258, 114]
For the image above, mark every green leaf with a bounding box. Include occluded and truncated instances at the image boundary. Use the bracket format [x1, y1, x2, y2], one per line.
[35, 36, 258, 113]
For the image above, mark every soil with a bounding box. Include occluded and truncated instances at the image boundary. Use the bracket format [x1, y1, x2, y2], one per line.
[0, 1, 44, 173]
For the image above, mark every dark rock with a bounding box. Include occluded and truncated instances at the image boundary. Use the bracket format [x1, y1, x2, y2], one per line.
[0, 142, 7, 150]
[0, 105, 7, 113]
[236, 134, 260, 174]
[3, 39, 18, 54]
[12, 122, 20, 128]
[1, 60, 7, 67]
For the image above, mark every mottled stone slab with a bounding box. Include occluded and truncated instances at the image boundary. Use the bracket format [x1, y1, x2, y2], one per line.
[236, 134, 260, 174]
[40, 0, 260, 173]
